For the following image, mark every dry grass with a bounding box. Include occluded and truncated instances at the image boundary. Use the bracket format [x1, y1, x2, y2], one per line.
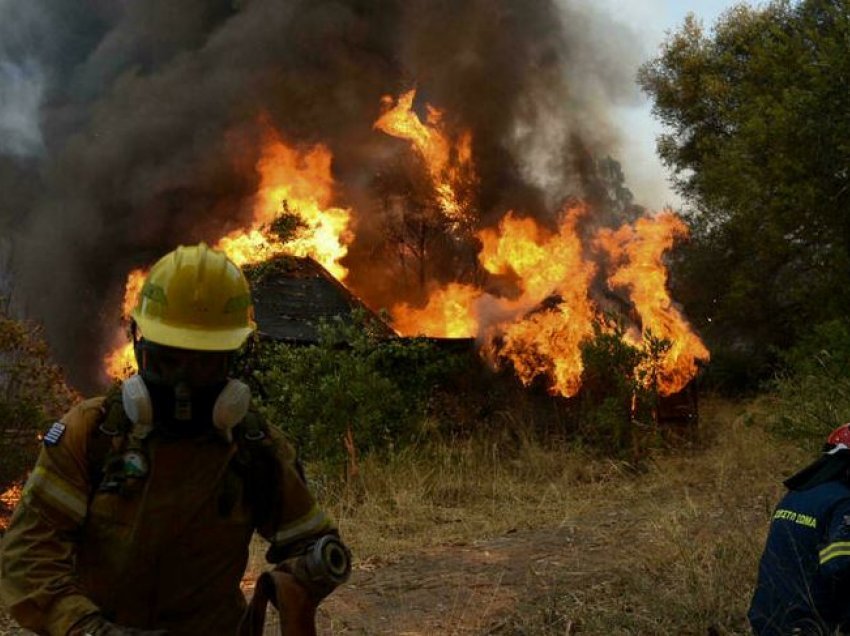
[509, 397, 805, 635]
[304, 396, 810, 634]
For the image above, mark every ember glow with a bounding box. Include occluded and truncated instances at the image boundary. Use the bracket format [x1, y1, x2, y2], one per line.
[0, 482, 23, 531]
[374, 89, 475, 226]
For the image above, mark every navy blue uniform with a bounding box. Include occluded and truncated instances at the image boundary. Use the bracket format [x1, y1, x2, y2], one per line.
[749, 481, 850, 634]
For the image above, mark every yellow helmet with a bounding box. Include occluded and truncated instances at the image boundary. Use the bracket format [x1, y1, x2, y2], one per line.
[132, 243, 256, 351]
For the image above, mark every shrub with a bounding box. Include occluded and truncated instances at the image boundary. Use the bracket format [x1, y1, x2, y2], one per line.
[578, 320, 667, 460]
[251, 311, 466, 469]
[770, 320, 850, 450]
[0, 301, 76, 490]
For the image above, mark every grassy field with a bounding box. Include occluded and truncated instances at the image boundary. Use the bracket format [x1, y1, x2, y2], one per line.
[2, 396, 813, 634]
[304, 396, 810, 634]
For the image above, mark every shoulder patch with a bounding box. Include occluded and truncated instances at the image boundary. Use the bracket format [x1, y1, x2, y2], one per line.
[43, 422, 66, 446]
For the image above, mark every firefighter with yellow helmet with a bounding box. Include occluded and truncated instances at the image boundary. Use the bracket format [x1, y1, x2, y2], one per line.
[0, 243, 349, 635]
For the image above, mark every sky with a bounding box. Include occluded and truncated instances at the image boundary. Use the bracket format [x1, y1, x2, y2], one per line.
[594, 0, 745, 211]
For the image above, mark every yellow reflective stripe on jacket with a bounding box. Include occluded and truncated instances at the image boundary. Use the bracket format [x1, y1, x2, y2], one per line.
[23, 465, 88, 524]
[819, 541, 850, 565]
[272, 504, 332, 545]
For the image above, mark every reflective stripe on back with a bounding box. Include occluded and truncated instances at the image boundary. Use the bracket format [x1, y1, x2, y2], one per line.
[819, 541, 850, 565]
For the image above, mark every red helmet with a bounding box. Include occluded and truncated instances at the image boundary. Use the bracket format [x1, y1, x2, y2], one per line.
[785, 423, 850, 490]
[826, 424, 850, 453]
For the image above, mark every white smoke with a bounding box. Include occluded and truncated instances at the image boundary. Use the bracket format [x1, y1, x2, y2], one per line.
[0, 0, 52, 158]
[0, 59, 44, 157]
[508, 1, 648, 209]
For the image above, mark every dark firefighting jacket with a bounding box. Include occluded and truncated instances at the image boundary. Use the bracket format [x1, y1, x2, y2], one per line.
[749, 480, 850, 635]
[0, 397, 335, 636]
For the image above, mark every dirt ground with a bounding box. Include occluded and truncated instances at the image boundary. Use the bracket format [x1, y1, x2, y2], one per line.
[314, 524, 602, 635]
[0, 518, 629, 636]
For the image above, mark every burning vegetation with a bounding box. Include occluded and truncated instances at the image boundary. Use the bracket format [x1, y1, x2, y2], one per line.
[104, 90, 709, 400]
[0, 483, 22, 532]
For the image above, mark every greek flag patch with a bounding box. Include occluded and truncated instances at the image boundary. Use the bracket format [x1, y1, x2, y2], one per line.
[43, 422, 66, 446]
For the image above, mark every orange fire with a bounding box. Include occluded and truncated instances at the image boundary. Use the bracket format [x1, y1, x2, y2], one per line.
[103, 129, 353, 381]
[594, 212, 710, 395]
[480, 206, 594, 302]
[392, 283, 482, 338]
[376, 92, 708, 397]
[103, 267, 147, 380]
[481, 206, 598, 397]
[0, 482, 23, 531]
[216, 127, 352, 279]
[392, 205, 709, 397]
[492, 304, 590, 399]
[392, 205, 598, 397]
[100, 96, 708, 400]
[374, 89, 475, 226]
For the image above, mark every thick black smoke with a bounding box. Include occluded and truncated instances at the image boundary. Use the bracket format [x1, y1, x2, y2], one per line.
[0, 0, 645, 392]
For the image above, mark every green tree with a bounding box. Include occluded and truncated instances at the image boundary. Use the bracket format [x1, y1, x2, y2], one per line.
[639, 1, 850, 387]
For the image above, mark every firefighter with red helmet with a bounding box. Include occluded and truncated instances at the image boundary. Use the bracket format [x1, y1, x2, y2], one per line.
[0, 244, 349, 635]
[749, 424, 850, 635]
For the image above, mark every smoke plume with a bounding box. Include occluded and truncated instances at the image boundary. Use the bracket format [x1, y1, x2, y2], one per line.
[0, 0, 649, 391]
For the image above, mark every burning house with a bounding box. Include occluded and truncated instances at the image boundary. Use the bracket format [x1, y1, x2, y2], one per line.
[99, 85, 708, 421]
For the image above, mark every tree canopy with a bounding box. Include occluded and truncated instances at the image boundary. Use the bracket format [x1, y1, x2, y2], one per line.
[639, 0, 850, 387]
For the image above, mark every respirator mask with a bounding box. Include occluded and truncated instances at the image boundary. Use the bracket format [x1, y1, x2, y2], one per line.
[123, 327, 251, 440]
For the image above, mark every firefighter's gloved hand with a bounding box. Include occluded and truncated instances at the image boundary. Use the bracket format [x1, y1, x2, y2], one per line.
[68, 613, 169, 636]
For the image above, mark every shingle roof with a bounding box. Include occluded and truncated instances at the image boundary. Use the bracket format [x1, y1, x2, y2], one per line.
[249, 256, 395, 343]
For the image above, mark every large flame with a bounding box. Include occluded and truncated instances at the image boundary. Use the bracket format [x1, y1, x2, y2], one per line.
[103, 129, 353, 381]
[482, 206, 598, 397]
[393, 205, 597, 397]
[391, 206, 708, 397]
[374, 89, 475, 226]
[374, 94, 707, 395]
[594, 212, 710, 394]
[103, 267, 147, 380]
[480, 206, 594, 301]
[392, 283, 482, 338]
[216, 127, 352, 279]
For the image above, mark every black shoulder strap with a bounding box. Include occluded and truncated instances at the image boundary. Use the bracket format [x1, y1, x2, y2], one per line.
[231, 411, 279, 528]
[86, 388, 131, 494]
